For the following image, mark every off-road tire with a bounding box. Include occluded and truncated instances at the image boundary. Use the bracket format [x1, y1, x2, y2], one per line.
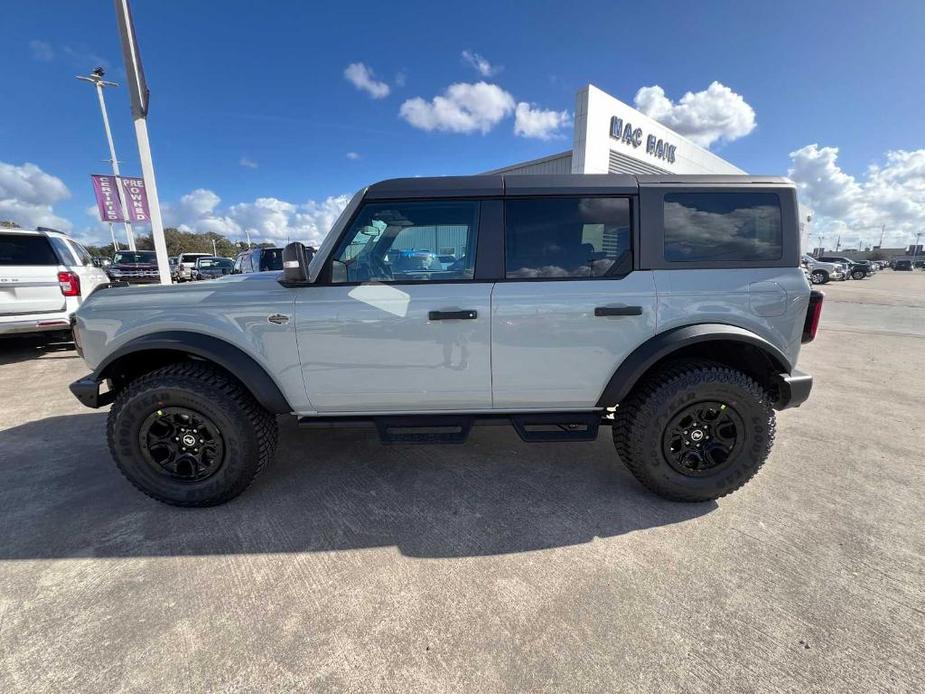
[612, 360, 775, 502]
[107, 362, 278, 507]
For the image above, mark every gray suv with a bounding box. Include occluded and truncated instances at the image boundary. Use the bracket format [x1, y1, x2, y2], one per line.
[69, 174, 821, 507]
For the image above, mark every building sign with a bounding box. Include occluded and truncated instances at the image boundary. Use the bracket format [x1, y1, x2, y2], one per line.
[119, 177, 151, 223]
[90, 174, 126, 222]
[609, 116, 676, 165]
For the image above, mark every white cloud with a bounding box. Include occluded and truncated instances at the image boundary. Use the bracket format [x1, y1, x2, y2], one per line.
[29, 40, 54, 62]
[239, 156, 258, 169]
[400, 82, 515, 134]
[62, 45, 111, 71]
[394, 71, 407, 87]
[788, 144, 925, 249]
[344, 62, 390, 99]
[346, 152, 361, 160]
[163, 189, 351, 247]
[513, 102, 571, 140]
[633, 81, 756, 148]
[0, 161, 72, 230]
[461, 50, 499, 77]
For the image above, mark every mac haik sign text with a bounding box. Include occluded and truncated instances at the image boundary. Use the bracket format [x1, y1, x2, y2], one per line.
[609, 116, 677, 165]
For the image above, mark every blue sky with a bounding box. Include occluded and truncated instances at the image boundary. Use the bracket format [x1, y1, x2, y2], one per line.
[2, 0, 924, 248]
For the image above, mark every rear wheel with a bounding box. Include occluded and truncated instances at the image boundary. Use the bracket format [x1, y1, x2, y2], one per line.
[810, 270, 828, 284]
[612, 361, 775, 502]
[851, 269, 866, 280]
[107, 362, 278, 506]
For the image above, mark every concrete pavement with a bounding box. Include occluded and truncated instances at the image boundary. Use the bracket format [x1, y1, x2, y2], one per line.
[1, 271, 923, 693]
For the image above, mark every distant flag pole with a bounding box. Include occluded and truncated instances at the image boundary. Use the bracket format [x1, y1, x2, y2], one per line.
[108, 222, 120, 252]
[114, 0, 172, 284]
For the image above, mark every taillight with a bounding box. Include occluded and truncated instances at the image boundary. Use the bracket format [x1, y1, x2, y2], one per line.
[802, 290, 824, 343]
[58, 271, 81, 297]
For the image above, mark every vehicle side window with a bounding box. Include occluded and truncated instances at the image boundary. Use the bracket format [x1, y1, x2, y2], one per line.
[0, 234, 60, 265]
[504, 197, 631, 279]
[663, 192, 782, 262]
[331, 200, 479, 283]
[66, 240, 95, 266]
[48, 237, 78, 265]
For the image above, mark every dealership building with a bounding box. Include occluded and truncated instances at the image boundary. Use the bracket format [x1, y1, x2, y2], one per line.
[490, 84, 815, 248]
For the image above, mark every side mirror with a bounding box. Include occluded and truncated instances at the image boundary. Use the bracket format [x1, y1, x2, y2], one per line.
[281, 242, 309, 284]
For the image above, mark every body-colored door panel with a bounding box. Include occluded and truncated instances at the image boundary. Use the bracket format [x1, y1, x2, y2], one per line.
[490, 272, 658, 408]
[295, 282, 493, 412]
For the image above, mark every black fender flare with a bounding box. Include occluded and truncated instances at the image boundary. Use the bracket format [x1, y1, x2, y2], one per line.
[596, 323, 793, 407]
[94, 331, 292, 414]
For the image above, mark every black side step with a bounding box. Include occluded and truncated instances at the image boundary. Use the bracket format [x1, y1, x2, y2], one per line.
[375, 416, 473, 444]
[510, 412, 600, 442]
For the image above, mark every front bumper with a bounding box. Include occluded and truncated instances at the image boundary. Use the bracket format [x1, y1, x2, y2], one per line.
[69, 375, 114, 409]
[772, 369, 813, 410]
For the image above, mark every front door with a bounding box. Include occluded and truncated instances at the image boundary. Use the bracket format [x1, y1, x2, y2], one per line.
[294, 199, 492, 413]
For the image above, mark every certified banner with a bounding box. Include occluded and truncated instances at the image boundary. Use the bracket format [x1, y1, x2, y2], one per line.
[90, 174, 126, 222]
[119, 176, 151, 223]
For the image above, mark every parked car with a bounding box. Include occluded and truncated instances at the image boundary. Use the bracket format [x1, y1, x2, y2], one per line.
[175, 252, 213, 282]
[801, 255, 843, 284]
[0, 228, 109, 337]
[71, 174, 819, 508]
[818, 256, 871, 280]
[193, 256, 234, 280]
[232, 247, 284, 274]
[107, 250, 161, 284]
[893, 259, 913, 271]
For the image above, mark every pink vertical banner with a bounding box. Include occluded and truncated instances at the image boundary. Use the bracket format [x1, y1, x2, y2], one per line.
[90, 174, 126, 222]
[119, 176, 151, 223]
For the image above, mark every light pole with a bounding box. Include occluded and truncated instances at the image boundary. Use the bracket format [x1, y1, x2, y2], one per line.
[912, 232, 923, 268]
[76, 67, 136, 251]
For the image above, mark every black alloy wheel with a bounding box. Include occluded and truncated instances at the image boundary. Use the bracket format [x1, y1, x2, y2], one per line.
[139, 407, 225, 481]
[661, 400, 744, 477]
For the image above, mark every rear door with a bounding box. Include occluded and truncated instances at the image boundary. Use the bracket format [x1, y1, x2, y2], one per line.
[294, 198, 492, 412]
[491, 196, 657, 409]
[0, 232, 65, 315]
[63, 238, 110, 295]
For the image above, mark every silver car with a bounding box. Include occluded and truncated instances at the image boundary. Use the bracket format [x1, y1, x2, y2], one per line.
[70, 174, 819, 507]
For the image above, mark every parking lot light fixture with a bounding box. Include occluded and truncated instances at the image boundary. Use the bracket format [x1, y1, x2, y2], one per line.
[76, 68, 137, 251]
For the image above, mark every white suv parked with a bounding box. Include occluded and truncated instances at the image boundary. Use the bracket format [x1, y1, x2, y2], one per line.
[0, 228, 110, 337]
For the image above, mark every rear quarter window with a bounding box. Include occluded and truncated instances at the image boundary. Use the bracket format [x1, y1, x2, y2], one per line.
[0, 234, 60, 266]
[663, 192, 782, 262]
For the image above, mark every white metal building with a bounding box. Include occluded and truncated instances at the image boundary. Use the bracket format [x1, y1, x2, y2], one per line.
[489, 84, 746, 177]
[488, 83, 814, 248]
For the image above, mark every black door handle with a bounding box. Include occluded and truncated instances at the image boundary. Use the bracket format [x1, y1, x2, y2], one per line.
[429, 310, 478, 320]
[594, 306, 643, 317]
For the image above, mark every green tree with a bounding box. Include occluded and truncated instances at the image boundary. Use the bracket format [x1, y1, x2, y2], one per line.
[0, 220, 22, 229]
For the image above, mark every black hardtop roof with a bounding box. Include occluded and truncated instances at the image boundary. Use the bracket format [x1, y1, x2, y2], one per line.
[365, 174, 793, 199]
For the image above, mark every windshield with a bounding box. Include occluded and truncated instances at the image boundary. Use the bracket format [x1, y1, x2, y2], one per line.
[199, 258, 233, 269]
[113, 251, 156, 264]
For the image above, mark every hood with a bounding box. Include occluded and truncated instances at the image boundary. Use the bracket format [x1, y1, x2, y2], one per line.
[82, 269, 283, 306]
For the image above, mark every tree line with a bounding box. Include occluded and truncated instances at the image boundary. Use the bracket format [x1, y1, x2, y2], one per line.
[83, 228, 277, 259]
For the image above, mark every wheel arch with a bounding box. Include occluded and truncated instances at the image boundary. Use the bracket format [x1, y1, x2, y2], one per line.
[596, 324, 793, 408]
[94, 331, 292, 414]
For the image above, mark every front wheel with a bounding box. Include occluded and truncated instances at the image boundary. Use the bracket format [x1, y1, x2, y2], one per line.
[810, 270, 828, 284]
[612, 361, 775, 502]
[107, 362, 278, 506]
[852, 270, 866, 280]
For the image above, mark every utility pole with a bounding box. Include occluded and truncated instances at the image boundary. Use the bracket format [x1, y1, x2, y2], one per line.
[76, 67, 136, 251]
[108, 222, 119, 253]
[878, 225, 885, 248]
[114, 0, 171, 284]
[212, 238, 217, 257]
[912, 232, 923, 268]
[835, 234, 841, 252]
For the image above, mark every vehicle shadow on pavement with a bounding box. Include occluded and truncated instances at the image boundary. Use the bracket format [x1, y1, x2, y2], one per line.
[0, 335, 77, 366]
[0, 414, 716, 560]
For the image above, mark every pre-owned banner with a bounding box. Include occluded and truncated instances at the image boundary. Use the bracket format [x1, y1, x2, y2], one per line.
[119, 176, 151, 223]
[90, 174, 126, 222]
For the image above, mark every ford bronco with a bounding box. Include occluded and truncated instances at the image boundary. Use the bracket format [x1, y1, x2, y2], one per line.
[69, 174, 822, 507]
